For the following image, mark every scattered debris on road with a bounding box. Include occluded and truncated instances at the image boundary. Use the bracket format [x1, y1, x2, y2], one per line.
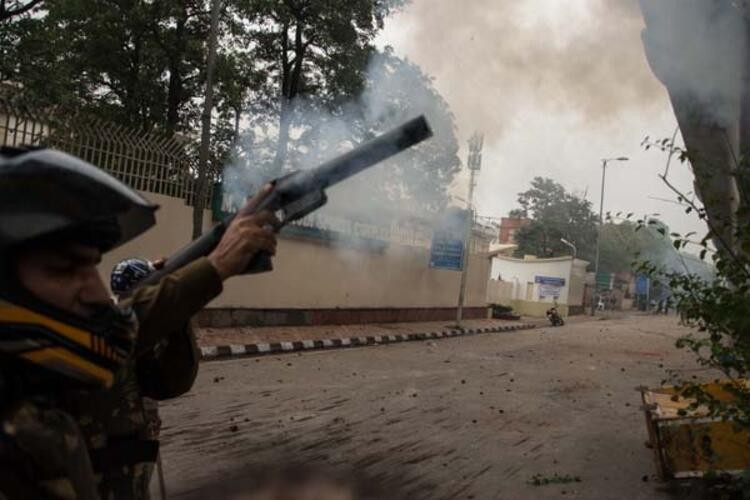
[527, 473, 582, 486]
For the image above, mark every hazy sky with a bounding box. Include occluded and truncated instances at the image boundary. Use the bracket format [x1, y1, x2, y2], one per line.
[378, 0, 707, 247]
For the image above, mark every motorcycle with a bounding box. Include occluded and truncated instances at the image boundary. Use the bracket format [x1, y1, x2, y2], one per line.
[546, 307, 565, 327]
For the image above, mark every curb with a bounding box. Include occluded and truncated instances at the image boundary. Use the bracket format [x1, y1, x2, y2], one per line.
[199, 322, 538, 361]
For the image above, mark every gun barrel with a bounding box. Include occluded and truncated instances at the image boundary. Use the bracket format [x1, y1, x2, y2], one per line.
[313, 115, 432, 189]
[137, 115, 432, 287]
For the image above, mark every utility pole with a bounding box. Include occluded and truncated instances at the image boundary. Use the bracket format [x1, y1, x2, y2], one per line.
[590, 156, 628, 315]
[457, 132, 484, 326]
[192, 0, 221, 239]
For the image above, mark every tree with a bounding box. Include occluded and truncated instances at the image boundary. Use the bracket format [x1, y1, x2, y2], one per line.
[226, 48, 462, 216]
[511, 177, 598, 262]
[0, 3, 92, 111]
[2, 0, 458, 234]
[0, 0, 214, 131]
[235, 0, 405, 176]
[147, 0, 210, 134]
[639, 1, 750, 261]
[193, 0, 221, 239]
[0, 0, 43, 22]
[597, 219, 675, 274]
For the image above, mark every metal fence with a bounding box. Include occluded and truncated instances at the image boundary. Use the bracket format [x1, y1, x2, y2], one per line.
[0, 99, 203, 204]
[0, 99, 494, 252]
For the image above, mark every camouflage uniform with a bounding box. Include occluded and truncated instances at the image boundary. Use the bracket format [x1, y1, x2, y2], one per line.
[62, 257, 222, 499]
[0, 146, 209, 499]
[0, 399, 99, 500]
[0, 309, 139, 500]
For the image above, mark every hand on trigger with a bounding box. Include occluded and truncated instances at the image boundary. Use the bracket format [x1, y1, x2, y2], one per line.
[208, 184, 280, 280]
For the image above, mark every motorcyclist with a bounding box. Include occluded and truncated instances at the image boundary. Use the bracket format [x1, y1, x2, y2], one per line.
[546, 306, 564, 326]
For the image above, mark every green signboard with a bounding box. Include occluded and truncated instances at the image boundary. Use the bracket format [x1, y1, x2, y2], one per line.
[596, 272, 612, 291]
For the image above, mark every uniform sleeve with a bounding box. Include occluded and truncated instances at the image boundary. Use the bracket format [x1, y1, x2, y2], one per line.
[124, 257, 223, 353]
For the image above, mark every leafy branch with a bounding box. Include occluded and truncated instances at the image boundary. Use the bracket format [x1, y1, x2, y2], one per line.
[639, 135, 750, 439]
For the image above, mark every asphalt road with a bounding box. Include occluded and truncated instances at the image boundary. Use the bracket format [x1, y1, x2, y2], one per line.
[157, 314, 703, 500]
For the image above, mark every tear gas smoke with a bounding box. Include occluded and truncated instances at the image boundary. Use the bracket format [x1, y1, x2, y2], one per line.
[221, 50, 461, 238]
[640, 0, 748, 128]
[380, 0, 665, 141]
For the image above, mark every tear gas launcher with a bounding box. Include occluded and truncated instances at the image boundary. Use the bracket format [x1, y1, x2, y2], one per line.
[139, 115, 433, 286]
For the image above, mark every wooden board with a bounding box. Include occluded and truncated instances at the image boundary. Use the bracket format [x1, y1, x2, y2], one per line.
[641, 382, 750, 479]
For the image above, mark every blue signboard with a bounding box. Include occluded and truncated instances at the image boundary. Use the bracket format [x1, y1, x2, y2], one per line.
[429, 209, 469, 271]
[535, 276, 565, 299]
[534, 276, 566, 287]
[635, 274, 650, 295]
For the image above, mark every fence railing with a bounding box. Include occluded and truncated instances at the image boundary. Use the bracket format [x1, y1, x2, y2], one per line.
[0, 99, 204, 204]
[0, 98, 493, 252]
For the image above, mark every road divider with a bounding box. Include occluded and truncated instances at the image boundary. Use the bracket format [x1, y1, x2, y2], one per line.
[200, 322, 538, 361]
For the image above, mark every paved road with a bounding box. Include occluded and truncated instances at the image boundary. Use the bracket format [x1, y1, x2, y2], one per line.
[158, 314, 702, 499]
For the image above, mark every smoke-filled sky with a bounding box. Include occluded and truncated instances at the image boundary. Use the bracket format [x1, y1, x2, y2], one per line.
[377, 0, 708, 250]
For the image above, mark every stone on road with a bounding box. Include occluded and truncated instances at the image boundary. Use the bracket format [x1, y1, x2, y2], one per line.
[158, 315, 698, 499]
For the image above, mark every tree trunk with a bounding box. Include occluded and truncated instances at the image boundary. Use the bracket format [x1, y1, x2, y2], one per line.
[272, 98, 292, 175]
[271, 16, 306, 176]
[233, 106, 241, 140]
[192, 0, 221, 239]
[122, 31, 142, 126]
[231, 105, 242, 160]
[165, 10, 188, 134]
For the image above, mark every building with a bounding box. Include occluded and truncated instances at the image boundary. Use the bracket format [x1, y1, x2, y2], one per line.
[487, 255, 589, 316]
[497, 217, 530, 244]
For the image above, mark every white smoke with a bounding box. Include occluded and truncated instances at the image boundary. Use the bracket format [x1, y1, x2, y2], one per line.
[221, 49, 461, 233]
[640, 0, 748, 127]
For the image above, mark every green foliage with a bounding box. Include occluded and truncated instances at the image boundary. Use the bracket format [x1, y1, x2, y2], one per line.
[639, 137, 750, 442]
[598, 220, 652, 274]
[598, 216, 708, 276]
[511, 177, 597, 261]
[490, 304, 516, 319]
[1, 1, 212, 130]
[233, 0, 407, 175]
[0, 1, 41, 21]
[2, 0, 460, 214]
[509, 174, 713, 276]
[231, 46, 461, 214]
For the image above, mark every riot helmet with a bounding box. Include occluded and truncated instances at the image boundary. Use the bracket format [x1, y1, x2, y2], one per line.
[0, 146, 158, 388]
[111, 258, 156, 296]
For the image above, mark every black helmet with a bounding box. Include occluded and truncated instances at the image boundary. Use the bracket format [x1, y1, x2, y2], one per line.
[0, 147, 158, 389]
[111, 257, 156, 296]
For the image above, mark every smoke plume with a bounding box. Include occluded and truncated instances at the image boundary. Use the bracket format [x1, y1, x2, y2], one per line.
[640, 0, 748, 127]
[222, 49, 461, 231]
[380, 0, 665, 141]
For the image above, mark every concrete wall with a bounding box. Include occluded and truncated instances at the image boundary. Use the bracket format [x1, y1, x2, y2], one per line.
[510, 299, 569, 317]
[568, 259, 588, 308]
[214, 235, 490, 309]
[100, 192, 213, 283]
[490, 256, 573, 305]
[486, 279, 514, 306]
[489, 256, 590, 317]
[100, 191, 492, 316]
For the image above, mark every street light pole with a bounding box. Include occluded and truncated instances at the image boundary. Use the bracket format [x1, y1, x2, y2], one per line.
[560, 238, 577, 260]
[591, 156, 628, 316]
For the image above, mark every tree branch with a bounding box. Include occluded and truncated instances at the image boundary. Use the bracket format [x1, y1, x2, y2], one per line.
[658, 172, 750, 281]
[0, 0, 44, 21]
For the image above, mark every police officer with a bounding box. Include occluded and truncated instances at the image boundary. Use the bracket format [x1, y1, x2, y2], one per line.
[0, 147, 278, 498]
[110, 256, 192, 498]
